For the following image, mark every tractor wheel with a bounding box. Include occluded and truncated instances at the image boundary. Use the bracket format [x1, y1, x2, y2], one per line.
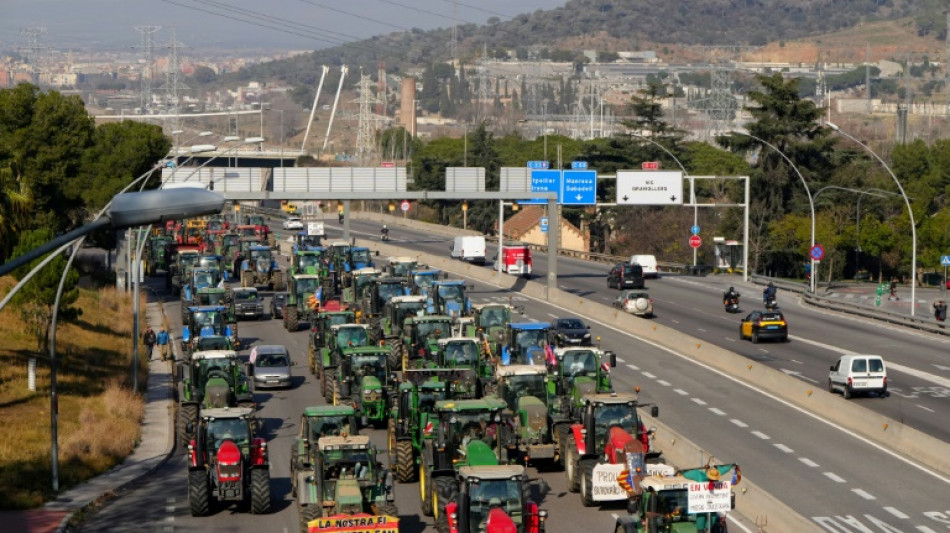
[388, 343, 402, 372]
[580, 459, 597, 507]
[419, 467, 433, 516]
[179, 403, 199, 449]
[241, 270, 250, 288]
[299, 503, 321, 533]
[564, 434, 579, 492]
[285, 306, 299, 332]
[188, 469, 210, 516]
[436, 511, 451, 533]
[378, 502, 398, 518]
[331, 377, 343, 406]
[433, 476, 458, 522]
[555, 425, 571, 469]
[272, 271, 285, 291]
[324, 368, 337, 403]
[250, 468, 272, 514]
[395, 440, 415, 483]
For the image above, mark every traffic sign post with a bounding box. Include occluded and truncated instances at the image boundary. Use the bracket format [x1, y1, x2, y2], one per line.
[809, 244, 825, 262]
[689, 235, 702, 249]
[943, 255, 950, 295]
[691, 225, 700, 235]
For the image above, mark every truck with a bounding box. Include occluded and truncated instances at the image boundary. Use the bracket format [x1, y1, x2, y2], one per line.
[441, 465, 548, 533]
[614, 463, 740, 533]
[186, 407, 271, 516]
[450, 236, 487, 264]
[499, 244, 532, 276]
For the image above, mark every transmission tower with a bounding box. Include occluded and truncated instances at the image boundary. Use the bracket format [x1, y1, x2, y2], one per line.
[946, 12, 950, 114]
[134, 25, 163, 113]
[18, 26, 48, 83]
[159, 28, 190, 131]
[475, 44, 492, 122]
[451, 0, 458, 65]
[815, 48, 827, 125]
[697, 45, 756, 136]
[355, 73, 386, 164]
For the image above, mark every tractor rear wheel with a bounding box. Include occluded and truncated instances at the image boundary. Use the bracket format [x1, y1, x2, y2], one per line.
[284, 306, 298, 332]
[388, 343, 402, 372]
[564, 434, 579, 492]
[580, 459, 597, 507]
[299, 503, 321, 533]
[250, 468, 272, 514]
[324, 368, 337, 403]
[378, 502, 398, 518]
[433, 476, 457, 522]
[188, 469, 210, 516]
[395, 440, 415, 483]
[179, 403, 199, 449]
[419, 467, 433, 516]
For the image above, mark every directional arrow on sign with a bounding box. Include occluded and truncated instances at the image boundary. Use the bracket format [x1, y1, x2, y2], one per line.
[622, 195, 629, 201]
[670, 195, 677, 202]
[575, 194, 582, 201]
[780, 368, 818, 383]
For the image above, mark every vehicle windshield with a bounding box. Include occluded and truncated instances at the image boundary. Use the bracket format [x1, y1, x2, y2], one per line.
[355, 274, 377, 293]
[350, 354, 387, 381]
[207, 417, 249, 451]
[223, 236, 240, 246]
[336, 327, 368, 349]
[193, 311, 223, 328]
[515, 329, 546, 351]
[208, 220, 224, 231]
[235, 291, 257, 301]
[194, 272, 216, 287]
[447, 412, 497, 450]
[392, 262, 416, 277]
[593, 404, 640, 450]
[377, 282, 405, 302]
[180, 254, 199, 267]
[416, 321, 450, 340]
[257, 352, 289, 367]
[327, 313, 354, 327]
[351, 249, 371, 264]
[296, 278, 321, 294]
[419, 388, 446, 413]
[397, 303, 426, 322]
[559, 319, 585, 330]
[562, 350, 598, 378]
[503, 374, 546, 406]
[324, 448, 373, 480]
[250, 249, 271, 262]
[437, 284, 463, 300]
[468, 479, 524, 532]
[239, 227, 257, 236]
[413, 273, 437, 290]
[195, 336, 231, 351]
[654, 489, 695, 524]
[478, 307, 510, 328]
[443, 341, 480, 366]
[307, 415, 351, 441]
[297, 254, 324, 269]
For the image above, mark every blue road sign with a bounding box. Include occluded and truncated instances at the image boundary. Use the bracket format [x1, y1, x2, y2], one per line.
[691, 225, 700, 235]
[809, 244, 825, 261]
[561, 170, 597, 205]
[571, 161, 588, 169]
[942, 255, 950, 267]
[540, 217, 549, 233]
[527, 160, 549, 169]
[521, 169, 561, 204]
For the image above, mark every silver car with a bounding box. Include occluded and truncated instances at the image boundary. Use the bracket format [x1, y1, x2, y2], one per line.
[250, 345, 293, 389]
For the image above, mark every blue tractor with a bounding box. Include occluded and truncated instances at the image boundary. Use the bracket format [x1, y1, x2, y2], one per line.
[426, 280, 472, 318]
[182, 305, 239, 355]
[501, 322, 554, 366]
[240, 245, 285, 291]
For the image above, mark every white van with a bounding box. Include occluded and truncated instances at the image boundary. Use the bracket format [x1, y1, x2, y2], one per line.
[630, 254, 658, 278]
[450, 235, 486, 264]
[828, 355, 888, 399]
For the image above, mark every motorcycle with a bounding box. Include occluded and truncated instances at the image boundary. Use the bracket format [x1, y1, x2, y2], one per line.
[381, 229, 390, 242]
[764, 297, 778, 311]
[724, 296, 740, 313]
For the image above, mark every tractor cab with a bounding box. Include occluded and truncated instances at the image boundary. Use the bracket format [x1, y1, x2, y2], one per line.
[444, 464, 547, 533]
[427, 280, 472, 318]
[386, 256, 418, 277]
[350, 246, 375, 269]
[501, 323, 553, 366]
[409, 269, 443, 296]
[552, 347, 615, 406]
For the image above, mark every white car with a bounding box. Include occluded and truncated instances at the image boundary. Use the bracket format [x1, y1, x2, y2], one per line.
[282, 216, 303, 230]
[614, 290, 654, 318]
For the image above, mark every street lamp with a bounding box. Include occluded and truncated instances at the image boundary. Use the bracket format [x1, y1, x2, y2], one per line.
[827, 122, 918, 315]
[177, 137, 265, 185]
[734, 131, 817, 292]
[171, 130, 213, 164]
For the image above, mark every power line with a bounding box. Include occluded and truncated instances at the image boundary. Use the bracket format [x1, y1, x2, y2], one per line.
[437, 0, 515, 20]
[298, 0, 410, 32]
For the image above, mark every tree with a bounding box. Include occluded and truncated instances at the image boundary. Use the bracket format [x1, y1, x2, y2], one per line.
[10, 228, 82, 354]
[191, 65, 217, 85]
[0, 167, 32, 262]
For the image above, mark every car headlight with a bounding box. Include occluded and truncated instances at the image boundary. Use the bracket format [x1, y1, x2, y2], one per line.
[583, 333, 591, 338]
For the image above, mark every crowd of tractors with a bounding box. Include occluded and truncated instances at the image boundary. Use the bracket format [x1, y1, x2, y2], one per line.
[147, 211, 738, 533]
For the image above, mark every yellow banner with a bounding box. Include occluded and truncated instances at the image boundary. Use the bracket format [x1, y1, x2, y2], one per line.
[309, 514, 399, 533]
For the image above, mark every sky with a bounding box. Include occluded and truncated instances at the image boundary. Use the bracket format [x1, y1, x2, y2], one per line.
[1, 0, 569, 52]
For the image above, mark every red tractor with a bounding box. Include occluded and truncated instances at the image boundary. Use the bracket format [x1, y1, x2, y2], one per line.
[187, 407, 271, 516]
[560, 392, 660, 507]
[442, 465, 547, 533]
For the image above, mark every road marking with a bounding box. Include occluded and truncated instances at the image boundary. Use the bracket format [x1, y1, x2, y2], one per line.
[751, 430, 770, 440]
[708, 407, 726, 415]
[615, 357, 625, 363]
[799, 457, 820, 468]
[823, 472, 846, 483]
[656, 379, 671, 386]
[165, 516, 176, 522]
[851, 488, 876, 500]
[883, 506, 909, 519]
[671, 319, 680, 324]
[758, 348, 769, 353]
[691, 397, 707, 406]
[611, 513, 619, 520]
[730, 419, 748, 428]
[166, 497, 176, 503]
[790, 359, 804, 365]
[673, 388, 689, 396]
[642, 372, 656, 379]
[626, 364, 640, 371]
[724, 337, 736, 342]
[165, 505, 175, 512]
[918, 404, 935, 413]
[697, 328, 707, 332]
[546, 313, 559, 319]
[773, 443, 794, 453]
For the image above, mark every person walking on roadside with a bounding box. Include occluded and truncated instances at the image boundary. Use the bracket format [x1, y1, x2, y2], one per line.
[157, 326, 170, 361]
[143, 327, 157, 360]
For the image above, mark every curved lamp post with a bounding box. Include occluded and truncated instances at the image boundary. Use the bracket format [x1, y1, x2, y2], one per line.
[827, 122, 918, 315]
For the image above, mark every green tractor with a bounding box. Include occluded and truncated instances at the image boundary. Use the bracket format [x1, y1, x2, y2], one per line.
[468, 303, 522, 360]
[182, 285, 235, 327]
[295, 435, 397, 533]
[290, 405, 359, 496]
[550, 346, 616, 414]
[435, 337, 493, 397]
[379, 295, 428, 368]
[167, 246, 201, 296]
[360, 277, 410, 343]
[283, 274, 324, 331]
[341, 267, 382, 308]
[290, 249, 328, 277]
[319, 324, 371, 401]
[325, 345, 394, 428]
[387, 368, 478, 483]
[177, 349, 255, 448]
[145, 234, 173, 276]
[494, 365, 561, 467]
[441, 465, 549, 533]
[186, 407, 271, 516]
[308, 310, 358, 375]
[384, 256, 419, 277]
[394, 314, 454, 371]
[419, 396, 514, 520]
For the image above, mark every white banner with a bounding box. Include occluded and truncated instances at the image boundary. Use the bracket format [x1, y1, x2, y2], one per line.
[687, 480, 731, 513]
[591, 463, 627, 501]
[307, 222, 325, 236]
[616, 170, 683, 205]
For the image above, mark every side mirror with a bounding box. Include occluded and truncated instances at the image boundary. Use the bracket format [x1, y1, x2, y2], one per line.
[650, 406, 659, 417]
[829, 366, 835, 371]
[608, 351, 616, 368]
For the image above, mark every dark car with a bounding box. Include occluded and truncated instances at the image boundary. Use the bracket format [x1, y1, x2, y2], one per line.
[270, 292, 287, 319]
[607, 262, 645, 289]
[739, 310, 788, 343]
[550, 317, 593, 347]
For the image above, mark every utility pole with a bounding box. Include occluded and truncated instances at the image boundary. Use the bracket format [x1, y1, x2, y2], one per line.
[160, 28, 189, 132]
[18, 26, 48, 84]
[134, 25, 162, 113]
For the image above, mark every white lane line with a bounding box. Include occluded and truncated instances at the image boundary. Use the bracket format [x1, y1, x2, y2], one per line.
[697, 328, 707, 332]
[773, 443, 794, 453]
[917, 404, 935, 413]
[691, 397, 707, 406]
[165, 516, 175, 522]
[851, 488, 876, 500]
[790, 359, 804, 365]
[615, 357, 625, 363]
[758, 348, 769, 353]
[724, 337, 736, 342]
[799, 457, 820, 468]
[883, 507, 909, 519]
[642, 372, 656, 379]
[708, 407, 726, 416]
[671, 319, 680, 324]
[730, 419, 748, 428]
[626, 364, 640, 371]
[546, 313, 559, 319]
[673, 389, 689, 396]
[656, 380, 671, 386]
[611, 513, 619, 520]
[751, 430, 770, 440]
[823, 472, 846, 483]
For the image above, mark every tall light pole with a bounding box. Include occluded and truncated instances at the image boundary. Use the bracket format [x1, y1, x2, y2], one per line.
[827, 122, 918, 315]
[735, 131, 817, 292]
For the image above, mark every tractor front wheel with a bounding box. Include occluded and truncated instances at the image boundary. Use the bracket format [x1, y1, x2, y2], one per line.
[323, 368, 337, 403]
[579, 459, 597, 507]
[564, 434, 580, 492]
[284, 306, 299, 332]
[299, 503, 321, 533]
[188, 469, 210, 516]
[395, 439, 415, 483]
[250, 468, 272, 514]
[433, 476, 457, 522]
[179, 403, 199, 449]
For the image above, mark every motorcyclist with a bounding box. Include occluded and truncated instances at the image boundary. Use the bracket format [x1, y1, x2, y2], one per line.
[723, 286, 740, 307]
[763, 282, 777, 306]
[381, 224, 389, 240]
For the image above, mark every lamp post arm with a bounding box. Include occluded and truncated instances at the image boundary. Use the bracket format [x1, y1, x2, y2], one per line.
[0, 217, 111, 278]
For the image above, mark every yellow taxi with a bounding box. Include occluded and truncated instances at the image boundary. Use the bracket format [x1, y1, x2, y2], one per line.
[739, 310, 788, 343]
